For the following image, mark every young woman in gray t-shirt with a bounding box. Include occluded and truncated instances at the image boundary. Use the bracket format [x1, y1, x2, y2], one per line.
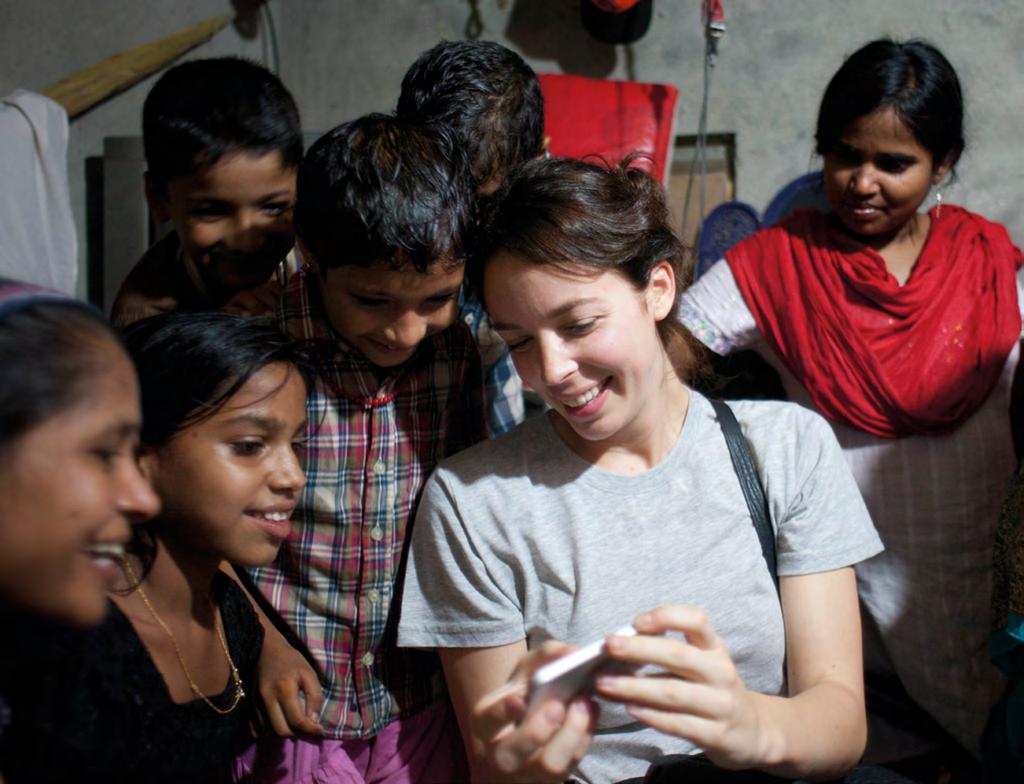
[398, 157, 882, 783]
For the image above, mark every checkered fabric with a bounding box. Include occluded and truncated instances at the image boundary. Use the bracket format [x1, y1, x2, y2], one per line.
[249, 268, 488, 738]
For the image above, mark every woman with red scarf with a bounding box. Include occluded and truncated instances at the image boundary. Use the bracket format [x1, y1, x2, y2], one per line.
[681, 39, 1023, 774]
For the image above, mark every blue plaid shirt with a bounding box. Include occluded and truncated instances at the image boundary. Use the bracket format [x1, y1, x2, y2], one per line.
[458, 293, 524, 435]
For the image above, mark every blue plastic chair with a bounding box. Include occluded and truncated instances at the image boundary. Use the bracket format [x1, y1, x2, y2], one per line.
[695, 200, 761, 279]
[762, 170, 829, 227]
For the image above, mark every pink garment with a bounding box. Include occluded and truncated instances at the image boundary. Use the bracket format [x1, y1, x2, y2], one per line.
[235, 699, 468, 784]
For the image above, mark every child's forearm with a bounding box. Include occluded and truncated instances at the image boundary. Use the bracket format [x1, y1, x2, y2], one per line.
[219, 562, 324, 735]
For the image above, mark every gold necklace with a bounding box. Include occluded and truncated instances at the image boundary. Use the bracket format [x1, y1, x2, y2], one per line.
[122, 559, 245, 715]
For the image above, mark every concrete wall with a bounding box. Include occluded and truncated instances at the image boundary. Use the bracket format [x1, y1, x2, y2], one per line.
[3, 0, 1023, 296]
[278, 0, 1024, 231]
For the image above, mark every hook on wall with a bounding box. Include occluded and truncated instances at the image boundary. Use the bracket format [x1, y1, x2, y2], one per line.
[466, 0, 484, 39]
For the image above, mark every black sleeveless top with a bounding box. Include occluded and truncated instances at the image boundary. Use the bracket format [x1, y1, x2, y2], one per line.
[0, 572, 263, 783]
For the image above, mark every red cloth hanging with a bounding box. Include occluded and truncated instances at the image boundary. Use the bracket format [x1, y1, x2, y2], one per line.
[538, 73, 678, 183]
[591, 0, 643, 11]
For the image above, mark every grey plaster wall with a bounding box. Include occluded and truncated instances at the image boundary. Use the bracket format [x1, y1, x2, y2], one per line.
[2, 1, 1023, 296]
[278, 0, 1024, 235]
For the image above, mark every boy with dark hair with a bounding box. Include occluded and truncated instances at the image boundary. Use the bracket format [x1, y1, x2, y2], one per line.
[111, 57, 302, 327]
[397, 39, 544, 429]
[397, 39, 544, 197]
[239, 115, 486, 782]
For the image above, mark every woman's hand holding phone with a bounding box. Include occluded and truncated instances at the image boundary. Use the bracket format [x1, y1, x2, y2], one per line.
[593, 605, 766, 771]
[472, 641, 599, 783]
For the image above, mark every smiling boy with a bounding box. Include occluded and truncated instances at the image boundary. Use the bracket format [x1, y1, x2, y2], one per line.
[240, 115, 487, 782]
[110, 57, 302, 327]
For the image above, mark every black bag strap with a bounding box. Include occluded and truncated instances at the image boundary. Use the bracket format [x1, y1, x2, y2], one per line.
[710, 399, 778, 591]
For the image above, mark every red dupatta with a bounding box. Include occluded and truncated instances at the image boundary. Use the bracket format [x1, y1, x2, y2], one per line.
[726, 206, 1023, 438]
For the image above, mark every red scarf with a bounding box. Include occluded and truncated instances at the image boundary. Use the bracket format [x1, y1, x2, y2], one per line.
[727, 206, 1023, 438]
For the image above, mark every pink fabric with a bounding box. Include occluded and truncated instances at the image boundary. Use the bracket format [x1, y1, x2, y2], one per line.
[234, 699, 468, 784]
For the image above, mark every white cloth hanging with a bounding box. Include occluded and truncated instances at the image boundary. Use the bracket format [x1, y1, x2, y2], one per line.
[0, 90, 77, 294]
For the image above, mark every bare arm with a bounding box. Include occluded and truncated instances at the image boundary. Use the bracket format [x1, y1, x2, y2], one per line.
[221, 563, 324, 736]
[221, 278, 284, 318]
[109, 244, 180, 328]
[440, 640, 598, 783]
[596, 567, 865, 781]
[109, 286, 178, 328]
[765, 567, 865, 777]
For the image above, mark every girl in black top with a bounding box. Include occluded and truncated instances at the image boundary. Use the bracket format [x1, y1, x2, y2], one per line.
[2, 312, 310, 783]
[0, 279, 159, 770]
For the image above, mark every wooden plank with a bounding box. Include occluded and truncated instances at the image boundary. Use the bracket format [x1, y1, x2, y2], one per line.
[41, 14, 232, 119]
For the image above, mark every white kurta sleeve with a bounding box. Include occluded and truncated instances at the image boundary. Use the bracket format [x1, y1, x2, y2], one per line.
[679, 259, 760, 355]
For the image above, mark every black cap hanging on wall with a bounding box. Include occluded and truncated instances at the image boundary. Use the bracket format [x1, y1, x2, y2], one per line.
[581, 0, 654, 45]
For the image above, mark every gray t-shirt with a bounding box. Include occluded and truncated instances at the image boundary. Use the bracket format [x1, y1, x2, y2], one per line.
[398, 392, 882, 783]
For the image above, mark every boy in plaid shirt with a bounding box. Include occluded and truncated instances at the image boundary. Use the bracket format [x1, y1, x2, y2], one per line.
[240, 115, 488, 782]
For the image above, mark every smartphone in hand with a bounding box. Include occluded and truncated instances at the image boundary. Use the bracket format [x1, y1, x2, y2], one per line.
[527, 625, 637, 712]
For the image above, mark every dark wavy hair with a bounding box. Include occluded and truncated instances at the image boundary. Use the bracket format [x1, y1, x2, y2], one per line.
[473, 156, 709, 383]
[815, 38, 965, 172]
[143, 57, 302, 186]
[397, 40, 544, 197]
[0, 288, 121, 452]
[295, 114, 475, 273]
[122, 311, 311, 450]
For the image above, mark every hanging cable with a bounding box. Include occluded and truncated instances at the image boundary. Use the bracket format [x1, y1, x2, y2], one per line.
[262, 1, 281, 74]
[681, 0, 726, 244]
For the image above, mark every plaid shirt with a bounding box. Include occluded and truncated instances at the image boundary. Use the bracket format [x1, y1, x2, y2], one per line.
[249, 268, 488, 738]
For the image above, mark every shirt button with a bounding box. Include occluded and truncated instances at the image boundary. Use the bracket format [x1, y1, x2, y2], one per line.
[372, 459, 385, 475]
[367, 589, 379, 603]
[370, 527, 384, 542]
[361, 652, 374, 667]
